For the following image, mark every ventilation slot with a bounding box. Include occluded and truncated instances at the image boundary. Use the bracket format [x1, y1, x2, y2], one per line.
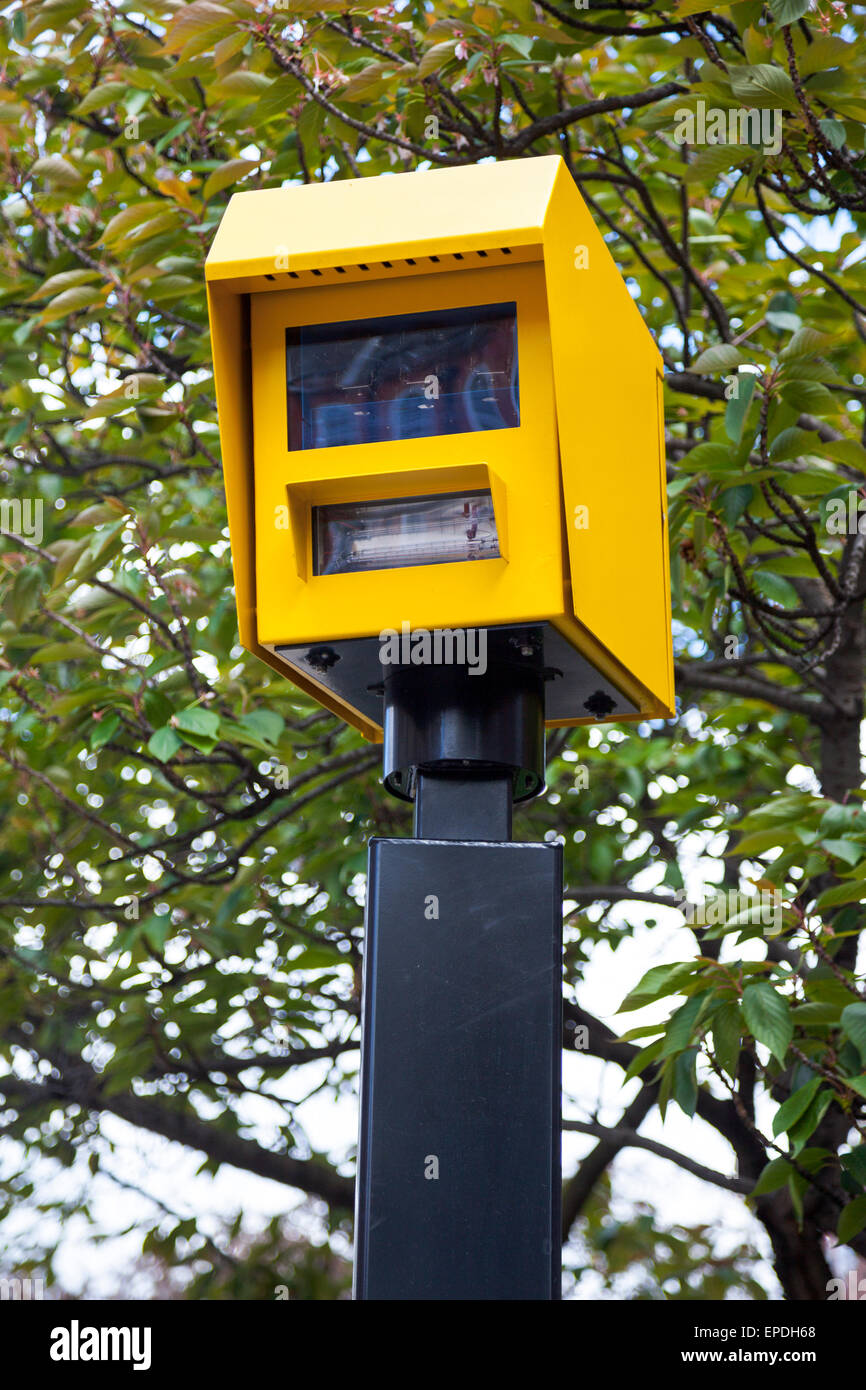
[269, 245, 519, 287]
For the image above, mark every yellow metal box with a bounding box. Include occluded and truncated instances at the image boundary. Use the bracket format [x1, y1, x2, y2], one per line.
[205, 156, 674, 741]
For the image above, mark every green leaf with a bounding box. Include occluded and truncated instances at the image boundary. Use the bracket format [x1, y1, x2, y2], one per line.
[766, 289, 801, 333]
[794, 1001, 843, 1026]
[673, 1047, 699, 1116]
[661, 992, 708, 1057]
[82, 373, 165, 421]
[787, 1088, 833, 1156]
[619, 1021, 666, 1043]
[236, 710, 284, 746]
[780, 326, 833, 360]
[689, 343, 748, 374]
[31, 154, 86, 187]
[814, 879, 866, 911]
[27, 268, 101, 301]
[728, 63, 797, 109]
[174, 707, 220, 740]
[719, 483, 754, 524]
[142, 915, 172, 951]
[820, 805, 866, 836]
[818, 118, 847, 150]
[768, 0, 810, 24]
[724, 371, 757, 444]
[768, 426, 819, 461]
[418, 39, 461, 78]
[211, 71, 274, 98]
[618, 961, 698, 1012]
[290, 945, 343, 971]
[623, 1037, 664, 1082]
[255, 75, 305, 122]
[752, 570, 800, 608]
[142, 688, 174, 728]
[797, 34, 852, 76]
[73, 81, 129, 115]
[772, 1075, 821, 1138]
[768, 310, 805, 335]
[841, 1003, 866, 1066]
[89, 713, 120, 751]
[39, 286, 104, 324]
[202, 158, 259, 200]
[742, 982, 793, 1063]
[751, 1156, 794, 1196]
[823, 438, 866, 470]
[162, 0, 236, 55]
[67, 502, 125, 528]
[682, 143, 754, 186]
[711, 1001, 742, 1079]
[339, 63, 398, 103]
[502, 33, 533, 57]
[841, 1146, 866, 1189]
[781, 379, 837, 415]
[837, 1196, 866, 1246]
[8, 566, 44, 625]
[676, 0, 721, 15]
[31, 640, 92, 663]
[147, 726, 182, 763]
[821, 838, 865, 868]
[733, 827, 790, 857]
[100, 200, 167, 245]
[679, 442, 733, 474]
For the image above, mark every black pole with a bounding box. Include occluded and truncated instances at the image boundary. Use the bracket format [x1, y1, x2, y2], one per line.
[354, 639, 563, 1300]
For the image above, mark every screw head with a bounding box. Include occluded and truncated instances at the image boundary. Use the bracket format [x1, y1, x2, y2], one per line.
[509, 633, 537, 659]
[305, 646, 340, 674]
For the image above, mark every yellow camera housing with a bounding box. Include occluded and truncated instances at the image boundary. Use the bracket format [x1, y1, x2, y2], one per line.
[205, 155, 673, 741]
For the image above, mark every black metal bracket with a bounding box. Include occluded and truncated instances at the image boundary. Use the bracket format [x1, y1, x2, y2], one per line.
[382, 643, 547, 803]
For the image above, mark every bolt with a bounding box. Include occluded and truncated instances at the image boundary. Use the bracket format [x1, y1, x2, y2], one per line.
[306, 646, 340, 674]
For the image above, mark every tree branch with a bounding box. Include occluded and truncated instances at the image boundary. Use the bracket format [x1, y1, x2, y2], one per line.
[0, 1075, 354, 1211]
[563, 1119, 752, 1194]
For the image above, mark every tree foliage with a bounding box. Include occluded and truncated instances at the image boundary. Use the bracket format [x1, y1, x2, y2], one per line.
[1, 0, 866, 1299]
